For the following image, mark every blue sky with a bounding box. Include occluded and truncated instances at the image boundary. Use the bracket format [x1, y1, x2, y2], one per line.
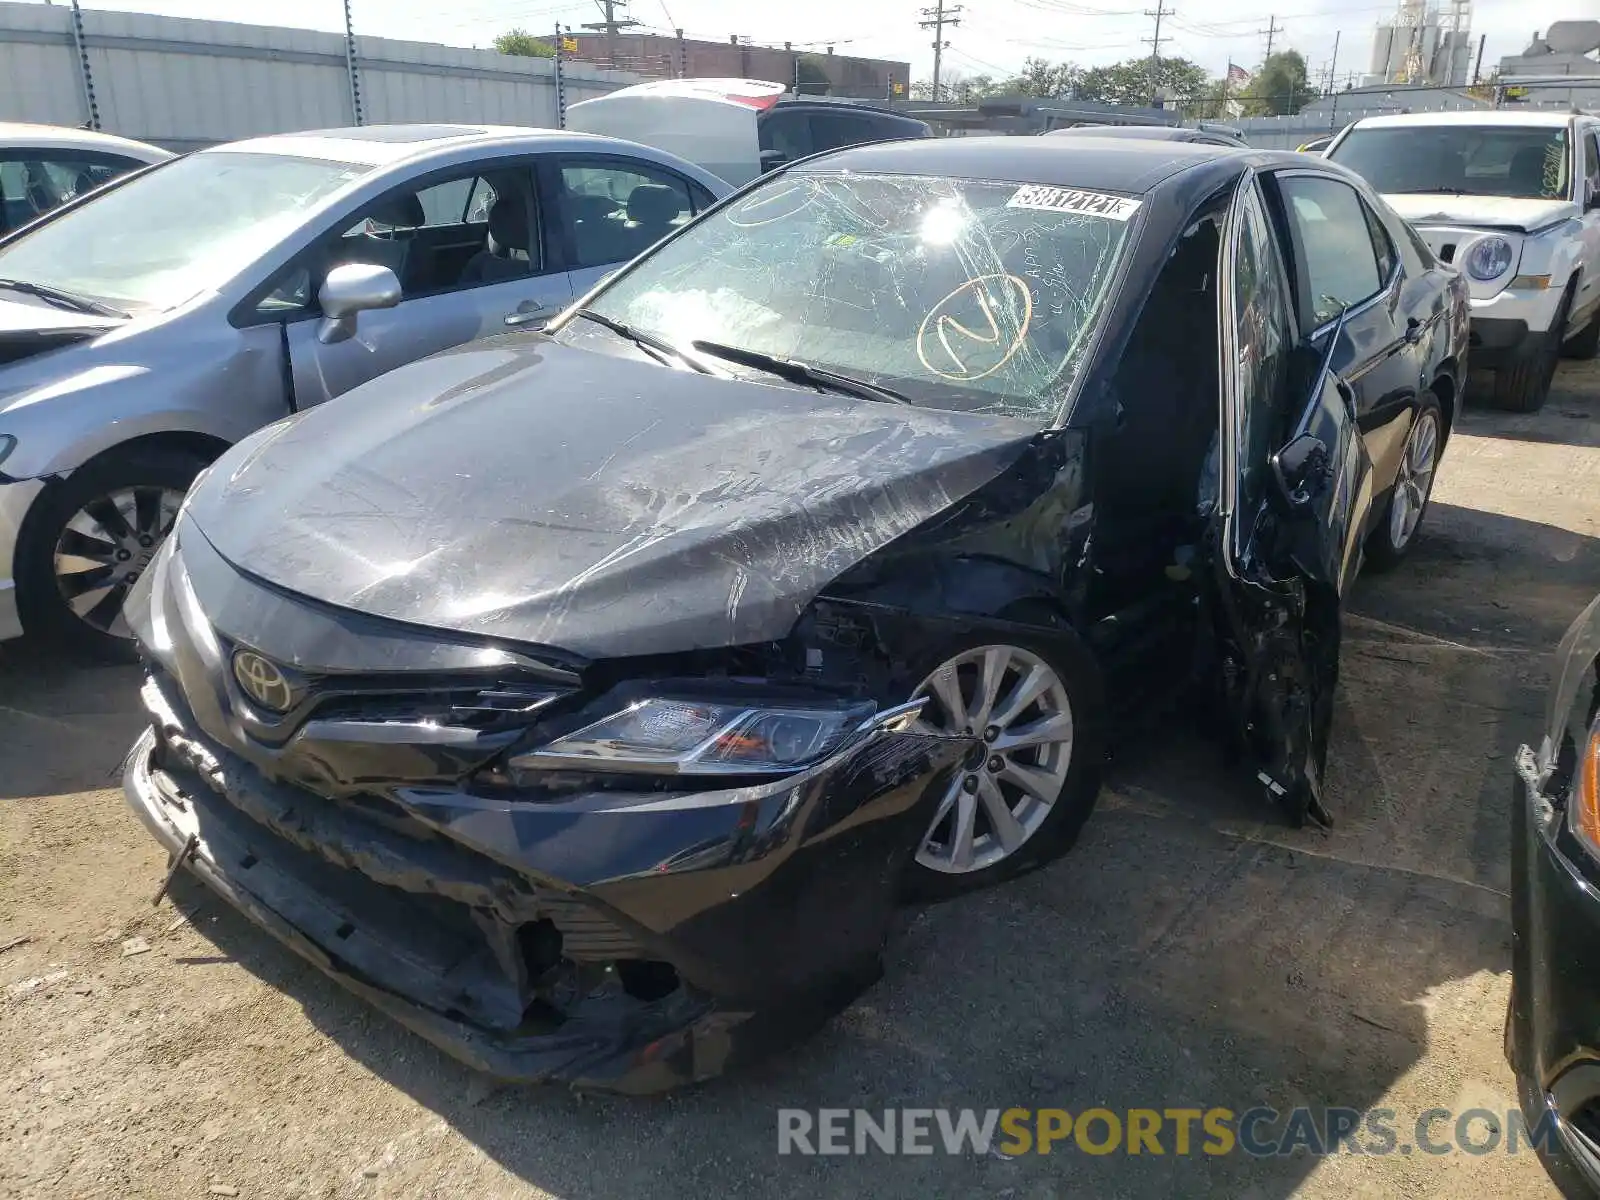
[32, 0, 1574, 84]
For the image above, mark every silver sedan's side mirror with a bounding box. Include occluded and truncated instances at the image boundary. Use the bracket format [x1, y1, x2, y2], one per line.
[316, 262, 401, 345]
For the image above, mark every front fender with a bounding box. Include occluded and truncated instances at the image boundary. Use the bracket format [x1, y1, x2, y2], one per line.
[1520, 223, 1586, 292]
[0, 324, 283, 479]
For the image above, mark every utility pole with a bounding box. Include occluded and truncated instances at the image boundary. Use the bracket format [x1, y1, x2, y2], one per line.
[581, 0, 638, 36]
[581, 0, 638, 70]
[1326, 30, 1339, 97]
[919, 0, 961, 103]
[1260, 14, 1280, 60]
[1142, 4, 1172, 107]
[1472, 32, 1486, 86]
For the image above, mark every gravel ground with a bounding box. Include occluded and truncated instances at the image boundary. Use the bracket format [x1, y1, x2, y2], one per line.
[5, 361, 1600, 1199]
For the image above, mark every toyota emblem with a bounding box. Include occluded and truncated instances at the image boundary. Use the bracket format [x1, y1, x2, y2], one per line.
[232, 650, 295, 713]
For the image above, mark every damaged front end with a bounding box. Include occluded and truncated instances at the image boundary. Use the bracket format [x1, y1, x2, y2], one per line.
[122, 525, 971, 1092]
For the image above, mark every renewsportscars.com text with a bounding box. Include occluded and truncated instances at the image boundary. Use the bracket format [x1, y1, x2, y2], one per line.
[777, 1106, 1557, 1157]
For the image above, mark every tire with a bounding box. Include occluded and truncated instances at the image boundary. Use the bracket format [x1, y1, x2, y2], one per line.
[15, 446, 209, 662]
[1364, 394, 1443, 573]
[901, 615, 1104, 903]
[1490, 289, 1570, 413]
[1563, 301, 1600, 360]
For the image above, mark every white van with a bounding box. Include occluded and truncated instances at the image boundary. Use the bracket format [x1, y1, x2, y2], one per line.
[566, 78, 931, 187]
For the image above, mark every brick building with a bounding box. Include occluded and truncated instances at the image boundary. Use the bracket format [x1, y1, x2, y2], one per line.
[567, 33, 909, 101]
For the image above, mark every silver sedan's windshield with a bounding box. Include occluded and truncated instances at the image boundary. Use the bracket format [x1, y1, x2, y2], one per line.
[0, 151, 371, 312]
[578, 171, 1139, 419]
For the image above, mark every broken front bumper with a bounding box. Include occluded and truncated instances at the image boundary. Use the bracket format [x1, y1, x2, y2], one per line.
[123, 676, 966, 1094]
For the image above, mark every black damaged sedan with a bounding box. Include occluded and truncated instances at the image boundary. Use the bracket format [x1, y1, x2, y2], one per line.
[1511, 593, 1600, 1194]
[121, 138, 1468, 1091]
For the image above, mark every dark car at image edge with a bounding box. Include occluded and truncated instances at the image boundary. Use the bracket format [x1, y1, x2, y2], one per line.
[1512, 592, 1600, 1197]
[120, 136, 1468, 1092]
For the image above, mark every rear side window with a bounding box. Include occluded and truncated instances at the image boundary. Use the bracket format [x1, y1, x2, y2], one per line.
[758, 110, 813, 161]
[1276, 175, 1384, 332]
[558, 160, 695, 269]
[809, 111, 884, 153]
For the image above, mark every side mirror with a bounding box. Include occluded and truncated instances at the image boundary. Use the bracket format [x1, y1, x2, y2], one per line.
[316, 262, 401, 345]
[759, 149, 790, 172]
[1270, 433, 1329, 509]
[1586, 179, 1600, 211]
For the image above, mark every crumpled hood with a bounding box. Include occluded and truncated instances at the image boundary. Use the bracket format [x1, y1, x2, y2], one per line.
[1384, 193, 1578, 233]
[186, 336, 1038, 659]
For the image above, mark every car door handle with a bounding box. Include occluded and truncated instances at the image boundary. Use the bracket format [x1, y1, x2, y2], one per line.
[504, 305, 553, 328]
[1404, 317, 1424, 345]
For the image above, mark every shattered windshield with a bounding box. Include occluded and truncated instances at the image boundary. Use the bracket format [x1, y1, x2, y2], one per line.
[1329, 125, 1571, 200]
[577, 171, 1139, 419]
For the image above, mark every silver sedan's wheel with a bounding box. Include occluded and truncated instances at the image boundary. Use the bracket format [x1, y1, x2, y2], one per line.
[911, 644, 1074, 875]
[51, 485, 183, 638]
[1387, 408, 1439, 552]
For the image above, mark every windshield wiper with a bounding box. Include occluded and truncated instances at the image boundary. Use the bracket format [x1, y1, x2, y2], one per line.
[568, 309, 712, 373]
[689, 339, 912, 406]
[0, 278, 126, 318]
[1387, 187, 1471, 195]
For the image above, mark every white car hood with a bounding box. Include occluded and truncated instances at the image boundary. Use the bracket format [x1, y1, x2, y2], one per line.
[1384, 193, 1578, 233]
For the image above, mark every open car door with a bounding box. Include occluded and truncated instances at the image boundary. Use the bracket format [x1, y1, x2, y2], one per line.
[1212, 172, 1375, 828]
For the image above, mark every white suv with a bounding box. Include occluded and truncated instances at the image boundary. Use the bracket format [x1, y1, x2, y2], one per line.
[1328, 110, 1600, 412]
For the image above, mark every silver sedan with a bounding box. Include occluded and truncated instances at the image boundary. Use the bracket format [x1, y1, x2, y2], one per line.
[0, 123, 731, 657]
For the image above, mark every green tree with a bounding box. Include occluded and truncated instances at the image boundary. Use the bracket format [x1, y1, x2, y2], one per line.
[1075, 56, 1210, 107]
[1242, 50, 1314, 115]
[1004, 56, 1082, 99]
[494, 28, 555, 58]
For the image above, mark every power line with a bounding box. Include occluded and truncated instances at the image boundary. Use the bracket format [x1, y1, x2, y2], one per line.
[1143, 3, 1173, 105]
[919, 0, 963, 102]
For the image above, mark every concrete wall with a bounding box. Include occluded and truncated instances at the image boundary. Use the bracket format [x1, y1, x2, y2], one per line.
[0, 1, 636, 150]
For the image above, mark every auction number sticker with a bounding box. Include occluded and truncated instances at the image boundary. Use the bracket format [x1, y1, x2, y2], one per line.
[1006, 185, 1142, 221]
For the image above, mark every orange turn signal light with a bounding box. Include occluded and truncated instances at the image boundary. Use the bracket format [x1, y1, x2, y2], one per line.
[1573, 723, 1600, 853]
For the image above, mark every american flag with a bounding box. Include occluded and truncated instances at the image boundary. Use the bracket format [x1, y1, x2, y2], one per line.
[1227, 62, 1252, 84]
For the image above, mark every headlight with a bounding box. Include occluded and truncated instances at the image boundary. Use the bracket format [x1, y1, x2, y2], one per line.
[0, 434, 16, 472]
[1464, 236, 1515, 281]
[1569, 716, 1600, 857]
[508, 695, 878, 776]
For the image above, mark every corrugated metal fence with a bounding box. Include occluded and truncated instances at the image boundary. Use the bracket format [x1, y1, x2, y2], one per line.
[0, 1, 637, 150]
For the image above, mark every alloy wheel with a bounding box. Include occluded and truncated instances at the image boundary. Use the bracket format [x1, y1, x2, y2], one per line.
[1388, 410, 1439, 551]
[911, 644, 1074, 875]
[51, 486, 183, 638]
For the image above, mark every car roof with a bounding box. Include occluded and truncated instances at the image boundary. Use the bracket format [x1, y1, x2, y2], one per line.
[800, 134, 1268, 196]
[1349, 110, 1572, 130]
[774, 96, 920, 119]
[204, 124, 569, 167]
[201, 124, 728, 177]
[0, 121, 171, 161]
[1047, 125, 1202, 141]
